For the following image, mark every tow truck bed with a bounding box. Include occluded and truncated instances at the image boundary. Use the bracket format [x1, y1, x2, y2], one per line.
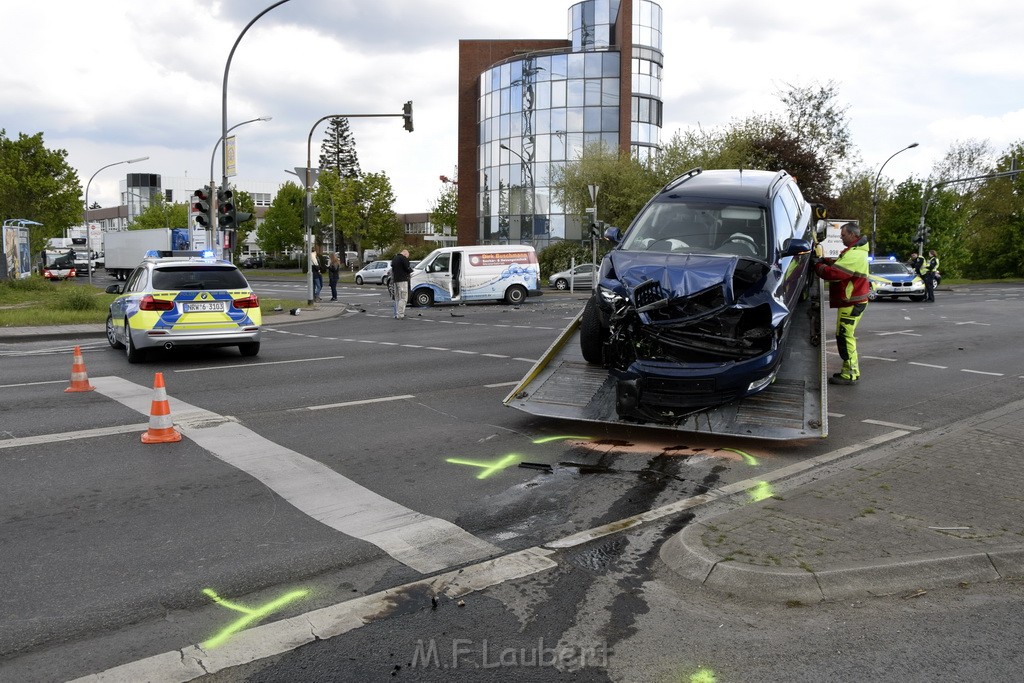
[505, 281, 827, 440]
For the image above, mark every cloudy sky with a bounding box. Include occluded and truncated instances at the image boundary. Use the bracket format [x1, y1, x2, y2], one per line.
[3, 0, 1022, 213]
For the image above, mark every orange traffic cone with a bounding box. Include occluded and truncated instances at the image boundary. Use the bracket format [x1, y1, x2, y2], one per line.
[65, 345, 95, 392]
[141, 372, 182, 444]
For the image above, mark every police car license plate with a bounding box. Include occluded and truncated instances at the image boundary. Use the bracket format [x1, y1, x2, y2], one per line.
[184, 301, 225, 313]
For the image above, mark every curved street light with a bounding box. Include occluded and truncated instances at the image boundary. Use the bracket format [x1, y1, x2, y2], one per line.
[871, 142, 919, 256]
[84, 155, 149, 285]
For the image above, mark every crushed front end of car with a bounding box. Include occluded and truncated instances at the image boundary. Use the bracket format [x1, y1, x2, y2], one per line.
[587, 252, 794, 422]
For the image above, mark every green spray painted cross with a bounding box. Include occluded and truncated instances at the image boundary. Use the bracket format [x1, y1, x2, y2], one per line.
[445, 454, 519, 479]
[202, 587, 309, 649]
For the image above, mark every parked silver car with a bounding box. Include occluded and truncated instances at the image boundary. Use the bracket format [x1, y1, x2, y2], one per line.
[354, 260, 391, 285]
[548, 263, 596, 290]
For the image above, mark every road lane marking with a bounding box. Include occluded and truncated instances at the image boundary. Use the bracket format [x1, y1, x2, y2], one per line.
[961, 369, 1003, 376]
[0, 423, 149, 449]
[909, 362, 948, 369]
[90, 376, 499, 574]
[292, 395, 415, 412]
[862, 419, 921, 430]
[175, 355, 347, 373]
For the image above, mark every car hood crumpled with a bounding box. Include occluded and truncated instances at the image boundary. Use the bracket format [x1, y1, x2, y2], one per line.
[607, 251, 767, 304]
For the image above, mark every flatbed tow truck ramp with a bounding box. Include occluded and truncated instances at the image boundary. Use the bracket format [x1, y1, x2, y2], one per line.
[504, 280, 827, 441]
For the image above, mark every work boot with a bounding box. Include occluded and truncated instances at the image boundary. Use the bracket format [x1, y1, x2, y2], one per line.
[829, 373, 859, 385]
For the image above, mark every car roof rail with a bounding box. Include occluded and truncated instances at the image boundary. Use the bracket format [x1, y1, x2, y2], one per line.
[660, 167, 703, 193]
[766, 170, 792, 197]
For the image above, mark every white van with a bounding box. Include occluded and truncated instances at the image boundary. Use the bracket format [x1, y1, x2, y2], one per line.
[407, 245, 542, 307]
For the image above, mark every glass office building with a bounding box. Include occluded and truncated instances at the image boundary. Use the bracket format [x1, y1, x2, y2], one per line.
[463, 0, 663, 245]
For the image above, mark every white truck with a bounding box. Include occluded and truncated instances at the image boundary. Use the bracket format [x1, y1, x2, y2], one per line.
[103, 228, 190, 280]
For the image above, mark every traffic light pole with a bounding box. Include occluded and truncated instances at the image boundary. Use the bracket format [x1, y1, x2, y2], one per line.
[302, 106, 413, 305]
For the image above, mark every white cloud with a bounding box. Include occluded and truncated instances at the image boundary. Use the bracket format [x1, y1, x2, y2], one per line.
[3, 0, 1022, 213]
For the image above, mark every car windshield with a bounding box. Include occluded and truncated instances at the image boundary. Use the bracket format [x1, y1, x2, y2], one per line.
[870, 262, 911, 275]
[152, 265, 248, 290]
[620, 202, 769, 260]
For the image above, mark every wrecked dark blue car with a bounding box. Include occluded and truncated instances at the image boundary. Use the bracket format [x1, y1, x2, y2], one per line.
[580, 168, 815, 422]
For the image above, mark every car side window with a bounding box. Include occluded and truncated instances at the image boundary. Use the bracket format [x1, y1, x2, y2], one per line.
[126, 267, 148, 292]
[778, 184, 803, 242]
[772, 193, 796, 252]
[430, 254, 451, 273]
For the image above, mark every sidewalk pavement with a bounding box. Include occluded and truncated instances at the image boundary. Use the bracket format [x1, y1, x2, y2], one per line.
[0, 301, 346, 343]
[660, 397, 1024, 602]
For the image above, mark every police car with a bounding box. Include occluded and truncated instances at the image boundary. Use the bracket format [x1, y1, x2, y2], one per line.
[105, 250, 261, 363]
[868, 256, 926, 302]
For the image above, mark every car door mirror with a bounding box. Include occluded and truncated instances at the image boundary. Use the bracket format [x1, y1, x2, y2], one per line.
[781, 238, 812, 257]
[603, 226, 622, 245]
[105, 284, 122, 294]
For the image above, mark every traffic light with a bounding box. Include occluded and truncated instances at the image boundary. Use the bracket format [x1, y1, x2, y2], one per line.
[193, 188, 211, 228]
[402, 101, 413, 132]
[218, 186, 235, 229]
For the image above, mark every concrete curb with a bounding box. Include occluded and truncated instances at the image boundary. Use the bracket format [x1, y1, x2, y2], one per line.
[661, 517, 1024, 603]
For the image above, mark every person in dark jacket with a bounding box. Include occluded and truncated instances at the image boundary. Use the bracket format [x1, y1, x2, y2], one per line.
[390, 248, 413, 319]
[814, 222, 870, 385]
[327, 252, 341, 301]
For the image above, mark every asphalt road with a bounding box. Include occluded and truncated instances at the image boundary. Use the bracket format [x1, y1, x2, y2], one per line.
[0, 281, 1021, 681]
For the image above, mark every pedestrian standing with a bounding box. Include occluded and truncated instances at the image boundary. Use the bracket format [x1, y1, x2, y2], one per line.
[907, 252, 924, 275]
[390, 248, 413, 319]
[310, 246, 323, 302]
[921, 249, 940, 302]
[327, 252, 341, 301]
[813, 221, 871, 385]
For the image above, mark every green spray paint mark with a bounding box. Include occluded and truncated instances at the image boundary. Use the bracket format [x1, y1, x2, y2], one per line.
[748, 481, 774, 503]
[720, 447, 758, 467]
[531, 435, 593, 444]
[202, 587, 309, 649]
[690, 667, 717, 683]
[446, 454, 519, 479]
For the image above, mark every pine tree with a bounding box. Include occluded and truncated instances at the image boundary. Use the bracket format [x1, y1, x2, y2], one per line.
[318, 117, 361, 179]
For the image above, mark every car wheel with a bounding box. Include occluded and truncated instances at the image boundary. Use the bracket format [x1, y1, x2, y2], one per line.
[580, 297, 606, 365]
[106, 315, 124, 349]
[239, 342, 260, 357]
[504, 284, 527, 305]
[355, 275, 364, 285]
[413, 289, 434, 308]
[124, 320, 145, 364]
[554, 279, 568, 291]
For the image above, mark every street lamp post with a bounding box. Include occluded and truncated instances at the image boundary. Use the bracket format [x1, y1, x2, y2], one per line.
[220, 1, 292, 192]
[871, 142, 919, 257]
[84, 156, 149, 286]
[500, 143, 535, 244]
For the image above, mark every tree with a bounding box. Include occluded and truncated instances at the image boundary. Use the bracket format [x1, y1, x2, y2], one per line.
[318, 117, 361, 180]
[0, 129, 83, 255]
[256, 181, 304, 258]
[429, 172, 458, 237]
[550, 142, 660, 232]
[961, 142, 1024, 279]
[355, 171, 402, 251]
[127, 193, 189, 231]
[777, 80, 856, 189]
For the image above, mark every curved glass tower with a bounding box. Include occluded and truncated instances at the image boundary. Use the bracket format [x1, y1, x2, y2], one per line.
[465, 0, 663, 245]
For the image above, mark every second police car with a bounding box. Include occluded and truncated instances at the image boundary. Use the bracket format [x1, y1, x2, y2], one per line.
[868, 256, 926, 302]
[105, 251, 262, 363]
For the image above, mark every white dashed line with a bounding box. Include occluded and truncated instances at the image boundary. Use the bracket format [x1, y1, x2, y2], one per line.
[908, 362, 948, 369]
[961, 369, 1003, 376]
